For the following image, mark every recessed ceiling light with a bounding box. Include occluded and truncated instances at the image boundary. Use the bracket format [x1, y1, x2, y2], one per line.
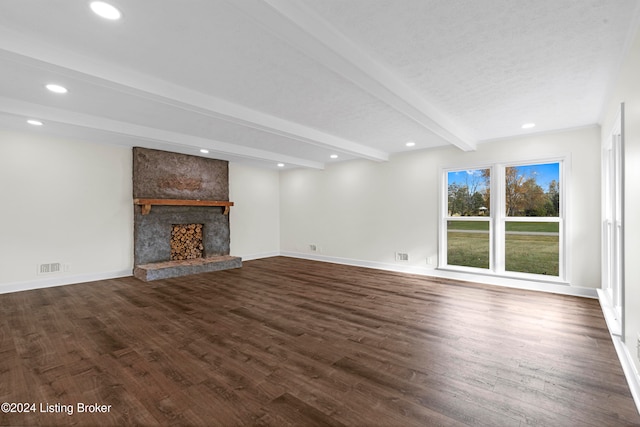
[90, 1, 122, 20]
[27, 119, 43, 126]
[522, 123, 536, 129]
[200, 149, 209, 154]
[406, 141, 416, 147]
[277, 163, 285, 168]
[330, 154, 338, 159]
[45, 84, 68, 94]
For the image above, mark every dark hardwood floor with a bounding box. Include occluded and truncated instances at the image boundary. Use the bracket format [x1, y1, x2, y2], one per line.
[1, 256, 638, 426]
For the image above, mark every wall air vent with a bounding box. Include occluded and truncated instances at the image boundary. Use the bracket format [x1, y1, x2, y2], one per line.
[38, 262, 62, 275]
[395, 252, 409, 262]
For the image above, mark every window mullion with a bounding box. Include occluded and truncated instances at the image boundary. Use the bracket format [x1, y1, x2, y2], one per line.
[493, 164, 505, 274]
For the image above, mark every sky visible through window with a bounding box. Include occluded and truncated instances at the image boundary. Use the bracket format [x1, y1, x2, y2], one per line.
[448, 169, 488, 190]
[448, 163, 559, 191]
[512, 163, 559, 190]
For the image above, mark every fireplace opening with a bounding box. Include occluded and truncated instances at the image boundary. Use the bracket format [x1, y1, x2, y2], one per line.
[170, 223, 204, 260]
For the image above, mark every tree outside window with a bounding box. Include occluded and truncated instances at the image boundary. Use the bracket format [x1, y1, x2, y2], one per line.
[505, 164, 559, 217]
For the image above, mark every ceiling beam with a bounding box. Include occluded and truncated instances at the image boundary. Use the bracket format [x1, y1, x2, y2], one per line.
[0, 27, 389, 162]
[0, 97, 325, 169]
[228, 0, 477, 151]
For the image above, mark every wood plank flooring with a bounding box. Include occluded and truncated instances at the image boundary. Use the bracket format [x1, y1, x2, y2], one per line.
[1, 256, 638, 426]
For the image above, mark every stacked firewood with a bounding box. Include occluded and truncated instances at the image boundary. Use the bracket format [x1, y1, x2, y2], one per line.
[170, 224, 204, 260]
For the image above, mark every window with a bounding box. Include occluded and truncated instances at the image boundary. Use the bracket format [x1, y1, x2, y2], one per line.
[446, 168, 491, 269]
[441, 160, 565, 281]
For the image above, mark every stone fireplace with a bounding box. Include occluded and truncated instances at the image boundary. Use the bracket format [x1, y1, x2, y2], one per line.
[132, 147, 242, 281]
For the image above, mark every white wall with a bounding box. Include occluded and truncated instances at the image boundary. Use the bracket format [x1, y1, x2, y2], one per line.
[0, 130, 133, 292]
[0, 132, 283, 293]
[229, 162, 280, 260]
[601, 26, 640, 395]
[280, 126, 601, 291]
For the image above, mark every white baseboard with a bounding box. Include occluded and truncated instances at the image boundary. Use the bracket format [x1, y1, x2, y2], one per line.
[1, 252, 599, 301]
[235, 251, 280, 261]
[279, 251, 598, 298]
[596, 291, 640, 414]
[0, 251, 282, 295]
[611, 334, 640, 414]
[0, 269, 133, 295]
[280, 251, 437, 275]
[596, 288, 623, 336]
[430, 268, 597, 298]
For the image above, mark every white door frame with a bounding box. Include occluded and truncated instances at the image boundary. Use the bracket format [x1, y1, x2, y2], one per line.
[599, 103, 624, 337]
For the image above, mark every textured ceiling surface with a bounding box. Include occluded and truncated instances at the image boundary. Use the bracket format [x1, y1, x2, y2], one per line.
[301, 0, 639, 140]
[0, 0, 638, 169]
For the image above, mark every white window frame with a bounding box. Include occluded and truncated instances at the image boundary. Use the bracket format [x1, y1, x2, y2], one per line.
[599, 103, 624, 337]
[439, 164, 494, 274]
[439, 157, 569, 284]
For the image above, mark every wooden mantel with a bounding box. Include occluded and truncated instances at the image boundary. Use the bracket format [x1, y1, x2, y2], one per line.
[134, 198, 234, 215]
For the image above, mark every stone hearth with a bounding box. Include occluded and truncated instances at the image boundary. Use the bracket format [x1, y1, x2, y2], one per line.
[134, 255, 241, 282]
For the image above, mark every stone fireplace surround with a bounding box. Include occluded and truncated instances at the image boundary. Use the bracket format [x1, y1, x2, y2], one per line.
[132, 147, 241, 281]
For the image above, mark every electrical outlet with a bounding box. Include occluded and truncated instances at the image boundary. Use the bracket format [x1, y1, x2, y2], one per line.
[309, 244, 317, 252]
[427, 257, 433, 265]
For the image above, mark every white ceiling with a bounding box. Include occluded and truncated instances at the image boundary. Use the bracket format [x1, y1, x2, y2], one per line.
[0, 0, 639, 169]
